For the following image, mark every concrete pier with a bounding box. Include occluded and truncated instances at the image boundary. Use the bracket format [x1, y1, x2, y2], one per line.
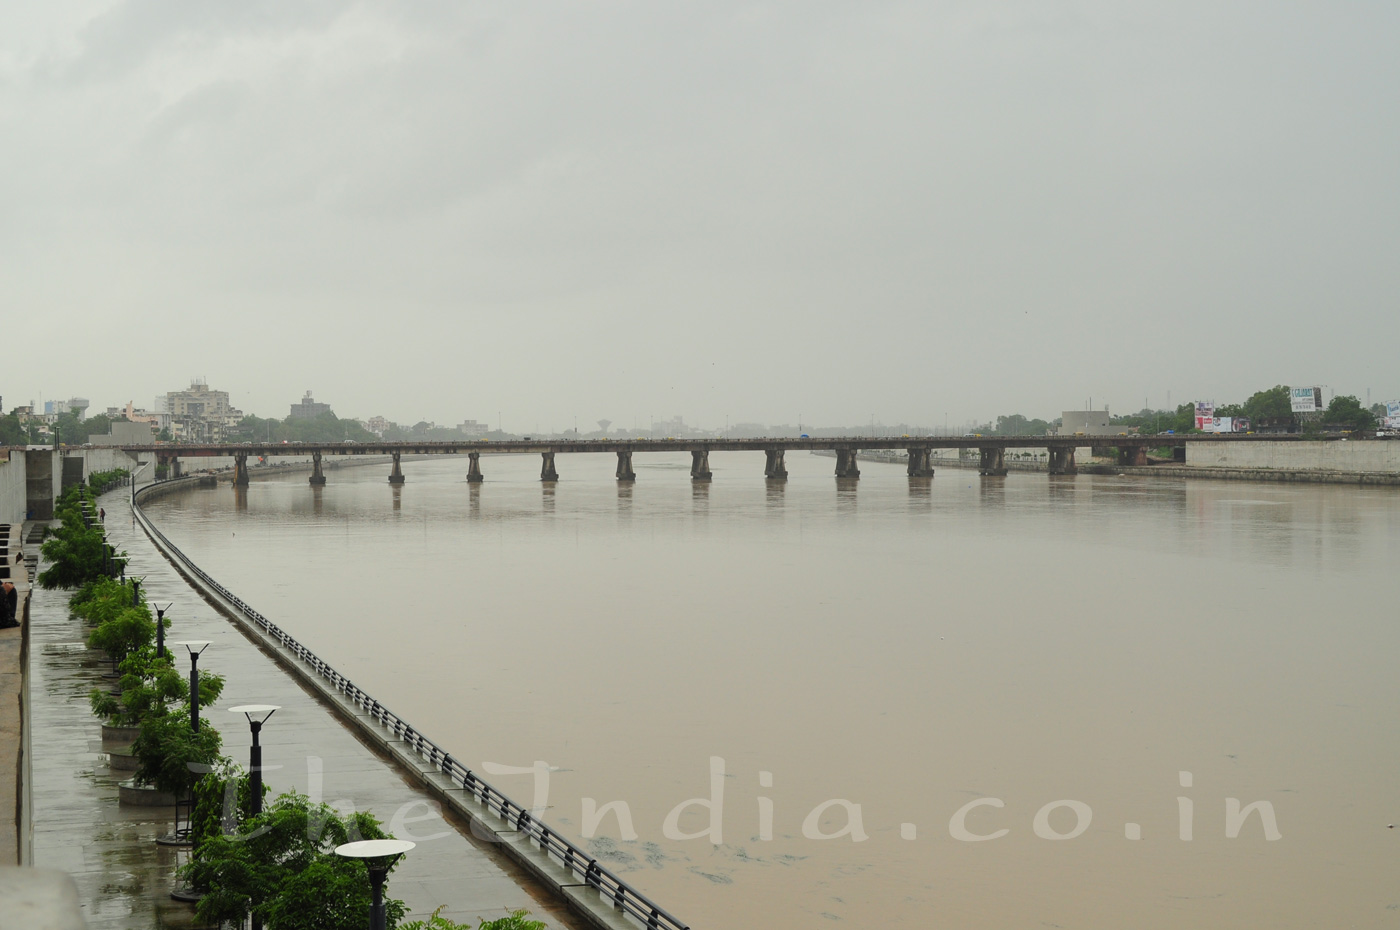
[540, 452, 559, 482]
[1118, 446, 1149, 467]
[232, 453, 250, 487]
[615, 450, 635, 482]
[690, 449, 712, 481]
[764, 449, 788, 479]
[905, 448, 934, 478]
[389, 451, 406, 485]
[309, 451, 327, 486]
[1047, 447, 1077, 475]
[978, 447, 1008, 476]
[466, 451, 484, 483]
[834, 449, 861, 478]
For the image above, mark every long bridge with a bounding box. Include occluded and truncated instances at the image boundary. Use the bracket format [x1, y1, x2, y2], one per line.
[116, 433, 1343, 484]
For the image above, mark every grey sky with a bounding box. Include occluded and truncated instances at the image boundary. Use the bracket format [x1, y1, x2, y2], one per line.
[3, 1, 1397, 430]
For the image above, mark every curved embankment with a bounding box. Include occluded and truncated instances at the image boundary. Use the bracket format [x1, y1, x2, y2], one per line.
[132, 476, 688, 930]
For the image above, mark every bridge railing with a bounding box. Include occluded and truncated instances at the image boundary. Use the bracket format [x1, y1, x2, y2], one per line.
[130, 482, 690, 930]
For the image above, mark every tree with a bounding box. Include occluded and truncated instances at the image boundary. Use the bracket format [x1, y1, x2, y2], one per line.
[131, 707, 224, 796]
[183, 791, 406, 930]
[1242, 385, 1292, 423]
[1323, 394, 1375, 431]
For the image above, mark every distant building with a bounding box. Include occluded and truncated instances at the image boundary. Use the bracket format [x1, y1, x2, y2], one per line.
[458, 419, 488, 438]
[1058, 410, 1111, 435]
[90, 421, 155, 447]
[367, 416, 391, 436]
[43, 397, 90, 418]
[290, 391, 332, 420]
[166, 380, 242, 442]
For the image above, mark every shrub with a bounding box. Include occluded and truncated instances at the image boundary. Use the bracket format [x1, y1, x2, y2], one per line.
[182, 791, 406, 930]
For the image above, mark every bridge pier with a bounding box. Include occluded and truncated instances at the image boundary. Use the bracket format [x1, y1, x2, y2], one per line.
[616, 450, 636, 481]
[764, 448, 787, 479]
[232, 453, 249, 487]
[466, 451, 483, 483]
[690, 449, 712, 481]
[541, 452, 559, 482]
[978, 447, 1007, 476]
[1048, 447, 1077, 475]
[1118, 446, 1149, 467]
[906, 448, 935, 478]
[309, 452, 327, 486]
[834, 448, 860, 478]
[389, 452, 405, 485]
[171, 457, 182, 479]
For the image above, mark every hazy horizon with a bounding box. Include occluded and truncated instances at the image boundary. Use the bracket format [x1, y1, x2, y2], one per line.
[4, 3, 1397, 428]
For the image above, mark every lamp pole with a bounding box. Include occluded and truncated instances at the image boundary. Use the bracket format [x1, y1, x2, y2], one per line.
[154, 604, 171, 659]
[229, 705, 278, 819]
[334, 840, 416, 930]
[173, 642, 211, 732]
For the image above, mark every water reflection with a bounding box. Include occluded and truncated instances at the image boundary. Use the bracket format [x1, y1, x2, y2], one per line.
[468, 483, 481, 519]
[691, 480, 709, 512]
[391, 485, 402, 514]
[835, 477, 858, 515]
[233, 486, 248, 513]
[312, 486, 323, 516]
[907, 476, 932, 512]
[541, 483, 555, 514]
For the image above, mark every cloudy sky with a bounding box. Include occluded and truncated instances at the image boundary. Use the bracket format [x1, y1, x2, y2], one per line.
[3, 1, 1397, 431]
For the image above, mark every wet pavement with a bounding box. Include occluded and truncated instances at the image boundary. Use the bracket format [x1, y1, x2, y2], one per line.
[25, 487, 587, 930]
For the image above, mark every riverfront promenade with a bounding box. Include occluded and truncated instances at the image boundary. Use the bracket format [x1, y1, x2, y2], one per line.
[1, 520, 32, 868]
[20, 490, 588, 929]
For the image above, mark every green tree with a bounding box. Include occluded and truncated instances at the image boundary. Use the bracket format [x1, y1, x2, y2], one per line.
[1243, 385, 1292, 423]
[183, 791, 406, 930]
[131, 707, 224, 796]
[1323, 394, 1376, 431]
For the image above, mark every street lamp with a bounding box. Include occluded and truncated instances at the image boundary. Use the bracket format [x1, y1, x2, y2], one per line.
[334, 839, 416, 930]
[154, 604, 171, 659]
[228, 705, 278, 819]
[172, 641, 211, 732]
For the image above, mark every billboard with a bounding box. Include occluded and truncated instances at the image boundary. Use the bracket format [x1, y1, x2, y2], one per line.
[1290, 386, 1322, 413]
[1204, 417, 1251, 433]
[1194, 401, 1214, 432]
[1386, 400, 1400, 430]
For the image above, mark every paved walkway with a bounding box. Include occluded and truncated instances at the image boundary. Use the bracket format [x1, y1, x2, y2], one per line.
[23, 488, 588, 930]
[0, 519, 32, 867]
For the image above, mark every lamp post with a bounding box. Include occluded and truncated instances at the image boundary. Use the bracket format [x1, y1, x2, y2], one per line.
[154, 604, 171, 659]
[228, 705, 278, 818]
[334, 840, 415, 930]
[172, 641, 211, 732]
[130, 578, 142, 608]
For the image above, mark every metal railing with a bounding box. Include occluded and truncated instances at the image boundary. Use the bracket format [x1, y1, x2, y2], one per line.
[131, 480, 690, 930]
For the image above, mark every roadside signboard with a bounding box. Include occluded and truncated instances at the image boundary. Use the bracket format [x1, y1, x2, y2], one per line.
[1291, 386, 1322, 413]
[1386, 400, 1400, 430]
[1195, 401, 1214, 431]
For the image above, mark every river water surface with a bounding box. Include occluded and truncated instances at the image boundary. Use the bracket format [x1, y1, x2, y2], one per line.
[140, 452, 1400, 929]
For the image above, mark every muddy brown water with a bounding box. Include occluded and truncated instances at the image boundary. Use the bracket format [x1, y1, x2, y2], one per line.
[139, 452, 1400, 929]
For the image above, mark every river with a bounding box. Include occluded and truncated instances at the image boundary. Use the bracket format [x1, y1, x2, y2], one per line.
[139, 451, 1400, 929]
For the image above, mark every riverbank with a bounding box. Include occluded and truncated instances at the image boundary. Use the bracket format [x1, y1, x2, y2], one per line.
[18, 483, 595, 930]
[831, 450, 1400, 486]
[0, 519, 34, 869]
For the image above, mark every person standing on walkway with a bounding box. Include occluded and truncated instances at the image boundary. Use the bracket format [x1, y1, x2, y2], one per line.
[0, 581, 17, 628]
[99, 507, 105, 522]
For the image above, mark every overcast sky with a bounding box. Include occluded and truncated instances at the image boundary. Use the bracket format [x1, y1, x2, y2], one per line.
[3, 1, 1397, 430]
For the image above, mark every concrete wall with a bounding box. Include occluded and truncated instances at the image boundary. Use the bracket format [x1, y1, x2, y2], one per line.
[1187, 440, 1400, 472]
[72, 449, 142, 479]
[23, 451, 59, 521]
[0, 454, 26, 527]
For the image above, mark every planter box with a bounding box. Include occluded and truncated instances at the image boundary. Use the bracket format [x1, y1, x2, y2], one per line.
[107, 748, 140, 772]
[117, 779, 177, 808]
[101, 724, 141, 743]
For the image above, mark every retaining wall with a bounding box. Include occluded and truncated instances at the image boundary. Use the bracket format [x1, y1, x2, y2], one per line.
[1186, 439, 1400, 472]
[0, 453, 25, 526]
